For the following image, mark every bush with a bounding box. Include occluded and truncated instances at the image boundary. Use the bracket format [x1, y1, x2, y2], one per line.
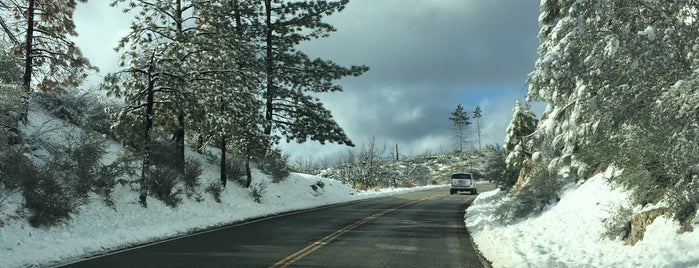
[250, 182, 267, 203]
[0, 147, 32, 191]
[494, 165, 565, 223]
[602, 205, 633, 240]
[148, 165, 183, 208]
[0, 84, 24, 145]
[182, 158, 203, 201]
[226, 156, 247, 187]
[206, 182, 223, 203]
[259, 148, 290, 183]
[311, 180, 326, 192]
[34, 91, 113, 135]
[483, 144, 519, 190]
[22, 168, 79, 227]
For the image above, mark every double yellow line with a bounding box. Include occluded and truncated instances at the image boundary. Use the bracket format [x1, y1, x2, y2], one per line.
[270, 194, 441, 267]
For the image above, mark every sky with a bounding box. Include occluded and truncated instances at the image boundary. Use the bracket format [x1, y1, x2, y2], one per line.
[72, 0, 543, 163]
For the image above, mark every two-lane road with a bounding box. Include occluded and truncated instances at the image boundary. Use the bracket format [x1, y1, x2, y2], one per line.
[59, 184, 494, 268]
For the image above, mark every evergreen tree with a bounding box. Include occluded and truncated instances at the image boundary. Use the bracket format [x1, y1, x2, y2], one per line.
[0, 0, 96, 119]
[194, 0, 269, 188]
[473, 105, 482, 150]
[504, 100, 537, 170]
[528, 0, 699, 222]
[449, 104, 470, 152]
[260, 0, 367, 146]
[105, 0, 203, 207]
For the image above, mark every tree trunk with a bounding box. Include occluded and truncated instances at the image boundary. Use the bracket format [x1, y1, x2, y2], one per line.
[140, 58, 157, 208]
[263, 0, 274, 136]
[245, 157, 252, 188]
[476, 117, 481, 150]
[172, 0, 185, 173]
[174, 113, 185, 173]
[196, 134, 204, 153]
[220, 137, 227, 187]
[21, 0, 35, 122]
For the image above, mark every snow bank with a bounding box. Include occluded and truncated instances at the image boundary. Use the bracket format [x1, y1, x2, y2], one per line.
[0, 169, 444, 268]
[465, 172, 699, 268]
[0, 106, 446, 268]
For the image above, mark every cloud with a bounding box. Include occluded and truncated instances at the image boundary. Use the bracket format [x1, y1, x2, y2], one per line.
[72, 0, 543, 163]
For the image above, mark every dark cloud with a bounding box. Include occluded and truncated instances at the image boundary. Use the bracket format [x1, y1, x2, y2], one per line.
[288, 0, 542, 160]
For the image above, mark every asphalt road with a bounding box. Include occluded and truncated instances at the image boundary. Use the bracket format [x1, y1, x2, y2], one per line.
[58, 184, 494, 268]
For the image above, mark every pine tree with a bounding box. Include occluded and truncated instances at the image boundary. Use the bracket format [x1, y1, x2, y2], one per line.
[0, 0, 96, 120]
[528, 0, 699, 222]
[193, 0, 269, 188]
[260, 0, 367, 146]
[105, 0, 202, 207]
[449, 104, 471, 152]
[473, 105, 482, 150]
[503, 100, 537, 170]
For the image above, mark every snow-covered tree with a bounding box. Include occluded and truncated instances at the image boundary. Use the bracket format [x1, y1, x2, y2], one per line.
[528, 0, 699, 222]
[260, 0, 367, 146]
[504, 100, 537, 170]
[0, 0, 96, 119]
[193, 0, 269, 188]
[449, 104, 471, 152]
[106, 0, 203, 207]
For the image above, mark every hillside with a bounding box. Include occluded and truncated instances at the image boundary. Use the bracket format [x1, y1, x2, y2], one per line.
[0, 104, 446, 268]
[313, 150, 488, 189]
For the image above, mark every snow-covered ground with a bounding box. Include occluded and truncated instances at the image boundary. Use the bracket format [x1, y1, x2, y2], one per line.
[0, 168, 443, 268]
[465, 169, 699, 268]
[0, 106, 445, 268]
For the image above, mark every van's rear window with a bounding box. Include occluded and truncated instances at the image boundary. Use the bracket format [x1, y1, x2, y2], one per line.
[451, 174, 472, 179]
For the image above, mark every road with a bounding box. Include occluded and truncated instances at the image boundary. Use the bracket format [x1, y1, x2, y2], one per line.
[59, 184, 494, 268]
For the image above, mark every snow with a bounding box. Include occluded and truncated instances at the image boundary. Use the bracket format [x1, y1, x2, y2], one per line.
[0, 168, 443, 268]
[0, 107, 445, 268]
[465, 170, 699, 268]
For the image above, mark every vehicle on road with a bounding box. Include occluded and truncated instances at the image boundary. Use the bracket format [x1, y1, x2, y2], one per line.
[450, 173, 477, 195]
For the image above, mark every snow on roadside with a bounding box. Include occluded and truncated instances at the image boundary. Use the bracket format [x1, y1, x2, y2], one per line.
[0, 105, 446, 268]
[465, 171, 699, 268]
[0, 169, 444, 268]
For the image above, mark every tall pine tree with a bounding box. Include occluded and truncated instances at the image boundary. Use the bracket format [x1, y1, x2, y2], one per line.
[260, 0, 367, 146]
[473, 105, 482, 150]
[106, 0, 202, 206]
[449, 104, 470, 152]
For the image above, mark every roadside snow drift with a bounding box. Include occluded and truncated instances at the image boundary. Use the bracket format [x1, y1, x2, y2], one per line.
[465, 171, 699, 268]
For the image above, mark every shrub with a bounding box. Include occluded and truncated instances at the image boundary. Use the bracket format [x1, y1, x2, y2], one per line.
[148, 166, 183, 208]
[250, 182, 267, 203]
[602, 205, 633, 240]
[259, 148, 290, 183]
[67, 132, 108, 198]
[0, 84, 24, 145]
[483, 144, 519, 190]
[0, 147, 32, 191]
[34, 91, 113, 135]
[226, 156, 247, 186]
[494, 165, 565, 223]
[311, 180, 325, 192]
[22, 168, 79, 227]
[206, 182, 223, 203]
[315, 180, 325, 189]
[182, 158, 203, 200]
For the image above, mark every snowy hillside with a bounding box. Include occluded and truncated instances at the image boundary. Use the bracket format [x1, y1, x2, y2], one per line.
[465, 170, 699, 268]
[0, 106, 445, 268]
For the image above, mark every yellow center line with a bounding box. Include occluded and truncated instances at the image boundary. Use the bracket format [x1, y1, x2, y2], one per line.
[270, 194, 443, 268]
